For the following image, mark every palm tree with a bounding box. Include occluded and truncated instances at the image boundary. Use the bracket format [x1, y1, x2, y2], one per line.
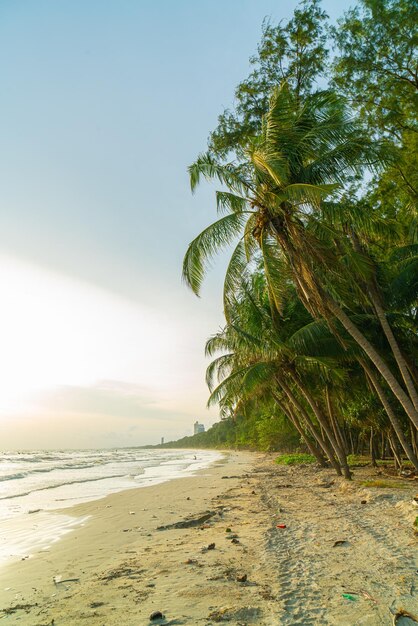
[290, 316, 418, 469]
[183, 84, 418, 428]
[205, 274, 353, 477]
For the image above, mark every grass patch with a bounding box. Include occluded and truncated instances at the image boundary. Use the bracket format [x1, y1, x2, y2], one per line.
[346, 456, 413, 468]
[347, 455, 370, 467]
[275, 453, 316, 465]
[360, 479, 409, 489]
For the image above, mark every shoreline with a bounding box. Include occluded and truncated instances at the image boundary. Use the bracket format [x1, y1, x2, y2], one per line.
[0, 452, 417, 625]
[0, 448, 223, 570]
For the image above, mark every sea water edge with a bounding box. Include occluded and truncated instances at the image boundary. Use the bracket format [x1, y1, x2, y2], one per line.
[0, 448, 222, 568]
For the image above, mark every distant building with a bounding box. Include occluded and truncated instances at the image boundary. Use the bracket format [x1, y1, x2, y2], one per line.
[193, 420, 205, 435]
[161, 437, 164, 445]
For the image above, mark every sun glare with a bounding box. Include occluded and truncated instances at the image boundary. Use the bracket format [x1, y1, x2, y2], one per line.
[0, 256, 181, 416]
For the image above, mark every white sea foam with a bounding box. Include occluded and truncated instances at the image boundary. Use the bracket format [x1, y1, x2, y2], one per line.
[0, 448, 222, 567]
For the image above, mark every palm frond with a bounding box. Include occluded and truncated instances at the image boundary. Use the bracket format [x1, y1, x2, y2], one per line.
[261, 233, 290, 315]
[223, 240, 249, 322]
[182, 212, 247, 294]
[216, 191, 249, 215]
[206, 353, 235, 391]
[189, 153, 252, 195]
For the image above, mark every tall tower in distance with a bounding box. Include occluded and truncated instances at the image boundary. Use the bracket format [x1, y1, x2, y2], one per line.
[193, 420, 205, 435]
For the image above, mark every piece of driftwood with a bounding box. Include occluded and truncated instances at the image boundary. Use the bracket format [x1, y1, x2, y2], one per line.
[156, 511, 216, 530]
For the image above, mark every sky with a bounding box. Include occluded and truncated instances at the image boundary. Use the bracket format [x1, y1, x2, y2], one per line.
[0, 0, 350, 449]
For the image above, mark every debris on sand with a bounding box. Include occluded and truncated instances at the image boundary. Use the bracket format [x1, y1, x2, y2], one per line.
[53, 576, 80, 585]
[157, 511, 216, 530]
[150, 610, 164, 620]
[0, 603, 37, 616]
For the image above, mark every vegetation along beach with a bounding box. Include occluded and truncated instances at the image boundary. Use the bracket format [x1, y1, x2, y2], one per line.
[0, 0, 417, 624]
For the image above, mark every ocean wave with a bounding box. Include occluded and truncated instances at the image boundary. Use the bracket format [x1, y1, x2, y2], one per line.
[0, 472, 28, 482]
[0, 459, 132, 481]
[0, 472, 136, 502]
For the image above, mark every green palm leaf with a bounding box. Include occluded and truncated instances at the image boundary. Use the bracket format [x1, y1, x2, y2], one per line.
[182, 212, 248, 294]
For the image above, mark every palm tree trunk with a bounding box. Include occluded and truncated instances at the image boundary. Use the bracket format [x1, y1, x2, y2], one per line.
[388, 428, 403, 472]
[381, 432, 386, 460]
[349, 429, 355, 456]
[289, 372, 352, 479]
[272, 393, 328, 466]
[271, 222, 418, 426]
[324, 294, 418, 429]
[325, 385, 348, 455]
[361, 359, 418, 470]
[368, 283, 418, 411]
[350, 231, 418, 410]
[411, 422, 418, 457]
[276, 376, 342, 475]
[370, 428, 377, 467]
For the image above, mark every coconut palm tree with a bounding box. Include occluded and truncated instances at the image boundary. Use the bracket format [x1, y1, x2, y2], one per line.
[290, 315, 418, 469]
[183, 83, 418, 428]
[205, 273, 353, 477]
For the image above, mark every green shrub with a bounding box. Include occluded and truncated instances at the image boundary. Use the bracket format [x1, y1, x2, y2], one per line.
[275, 453, 316, 465]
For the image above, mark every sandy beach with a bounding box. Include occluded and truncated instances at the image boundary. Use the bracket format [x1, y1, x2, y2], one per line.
[0, 451, 417, 625]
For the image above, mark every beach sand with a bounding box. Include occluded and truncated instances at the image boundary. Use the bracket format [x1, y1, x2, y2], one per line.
[0, 451, 417, 625]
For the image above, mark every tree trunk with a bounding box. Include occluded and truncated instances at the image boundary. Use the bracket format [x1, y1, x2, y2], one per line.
[325, 385, 348, 455]
[381, 432, 386, 460]
[276, 376, 342, 475]
[324, 295, 418, 429]
[272, 393, 328, 467]
[388, 429, 403, 472]
[349, 231, 418, 410]
[370, 428, 377, 467]
[349, 429, 355, 456]
[270, 226, 418, 426]
[289, 373, 352, 479]
[368, 283, 418, 411]
[411, 422, 418, 457]
[361, 359, 418, 470]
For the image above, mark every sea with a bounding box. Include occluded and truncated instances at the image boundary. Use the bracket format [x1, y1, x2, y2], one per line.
[0, 448, 222, 567]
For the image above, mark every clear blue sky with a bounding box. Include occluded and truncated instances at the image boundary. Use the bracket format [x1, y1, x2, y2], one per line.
[0, 0, 352, 448]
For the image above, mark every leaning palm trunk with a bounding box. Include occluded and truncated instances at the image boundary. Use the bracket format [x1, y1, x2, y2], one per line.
[270, 224, 418, 429]
[411, 423, 418, 457]
[322, 292, 418, 429]
[272, 393, 328, 466]
[288, 372, 352, 479]
[276, 376, 342, 475]
[368, 283, 418, 411]
[350, 232, 418, 411]
[360, 359, 418, 470]
[388, 428, 403, 471]
[325, 385, 348, 455]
